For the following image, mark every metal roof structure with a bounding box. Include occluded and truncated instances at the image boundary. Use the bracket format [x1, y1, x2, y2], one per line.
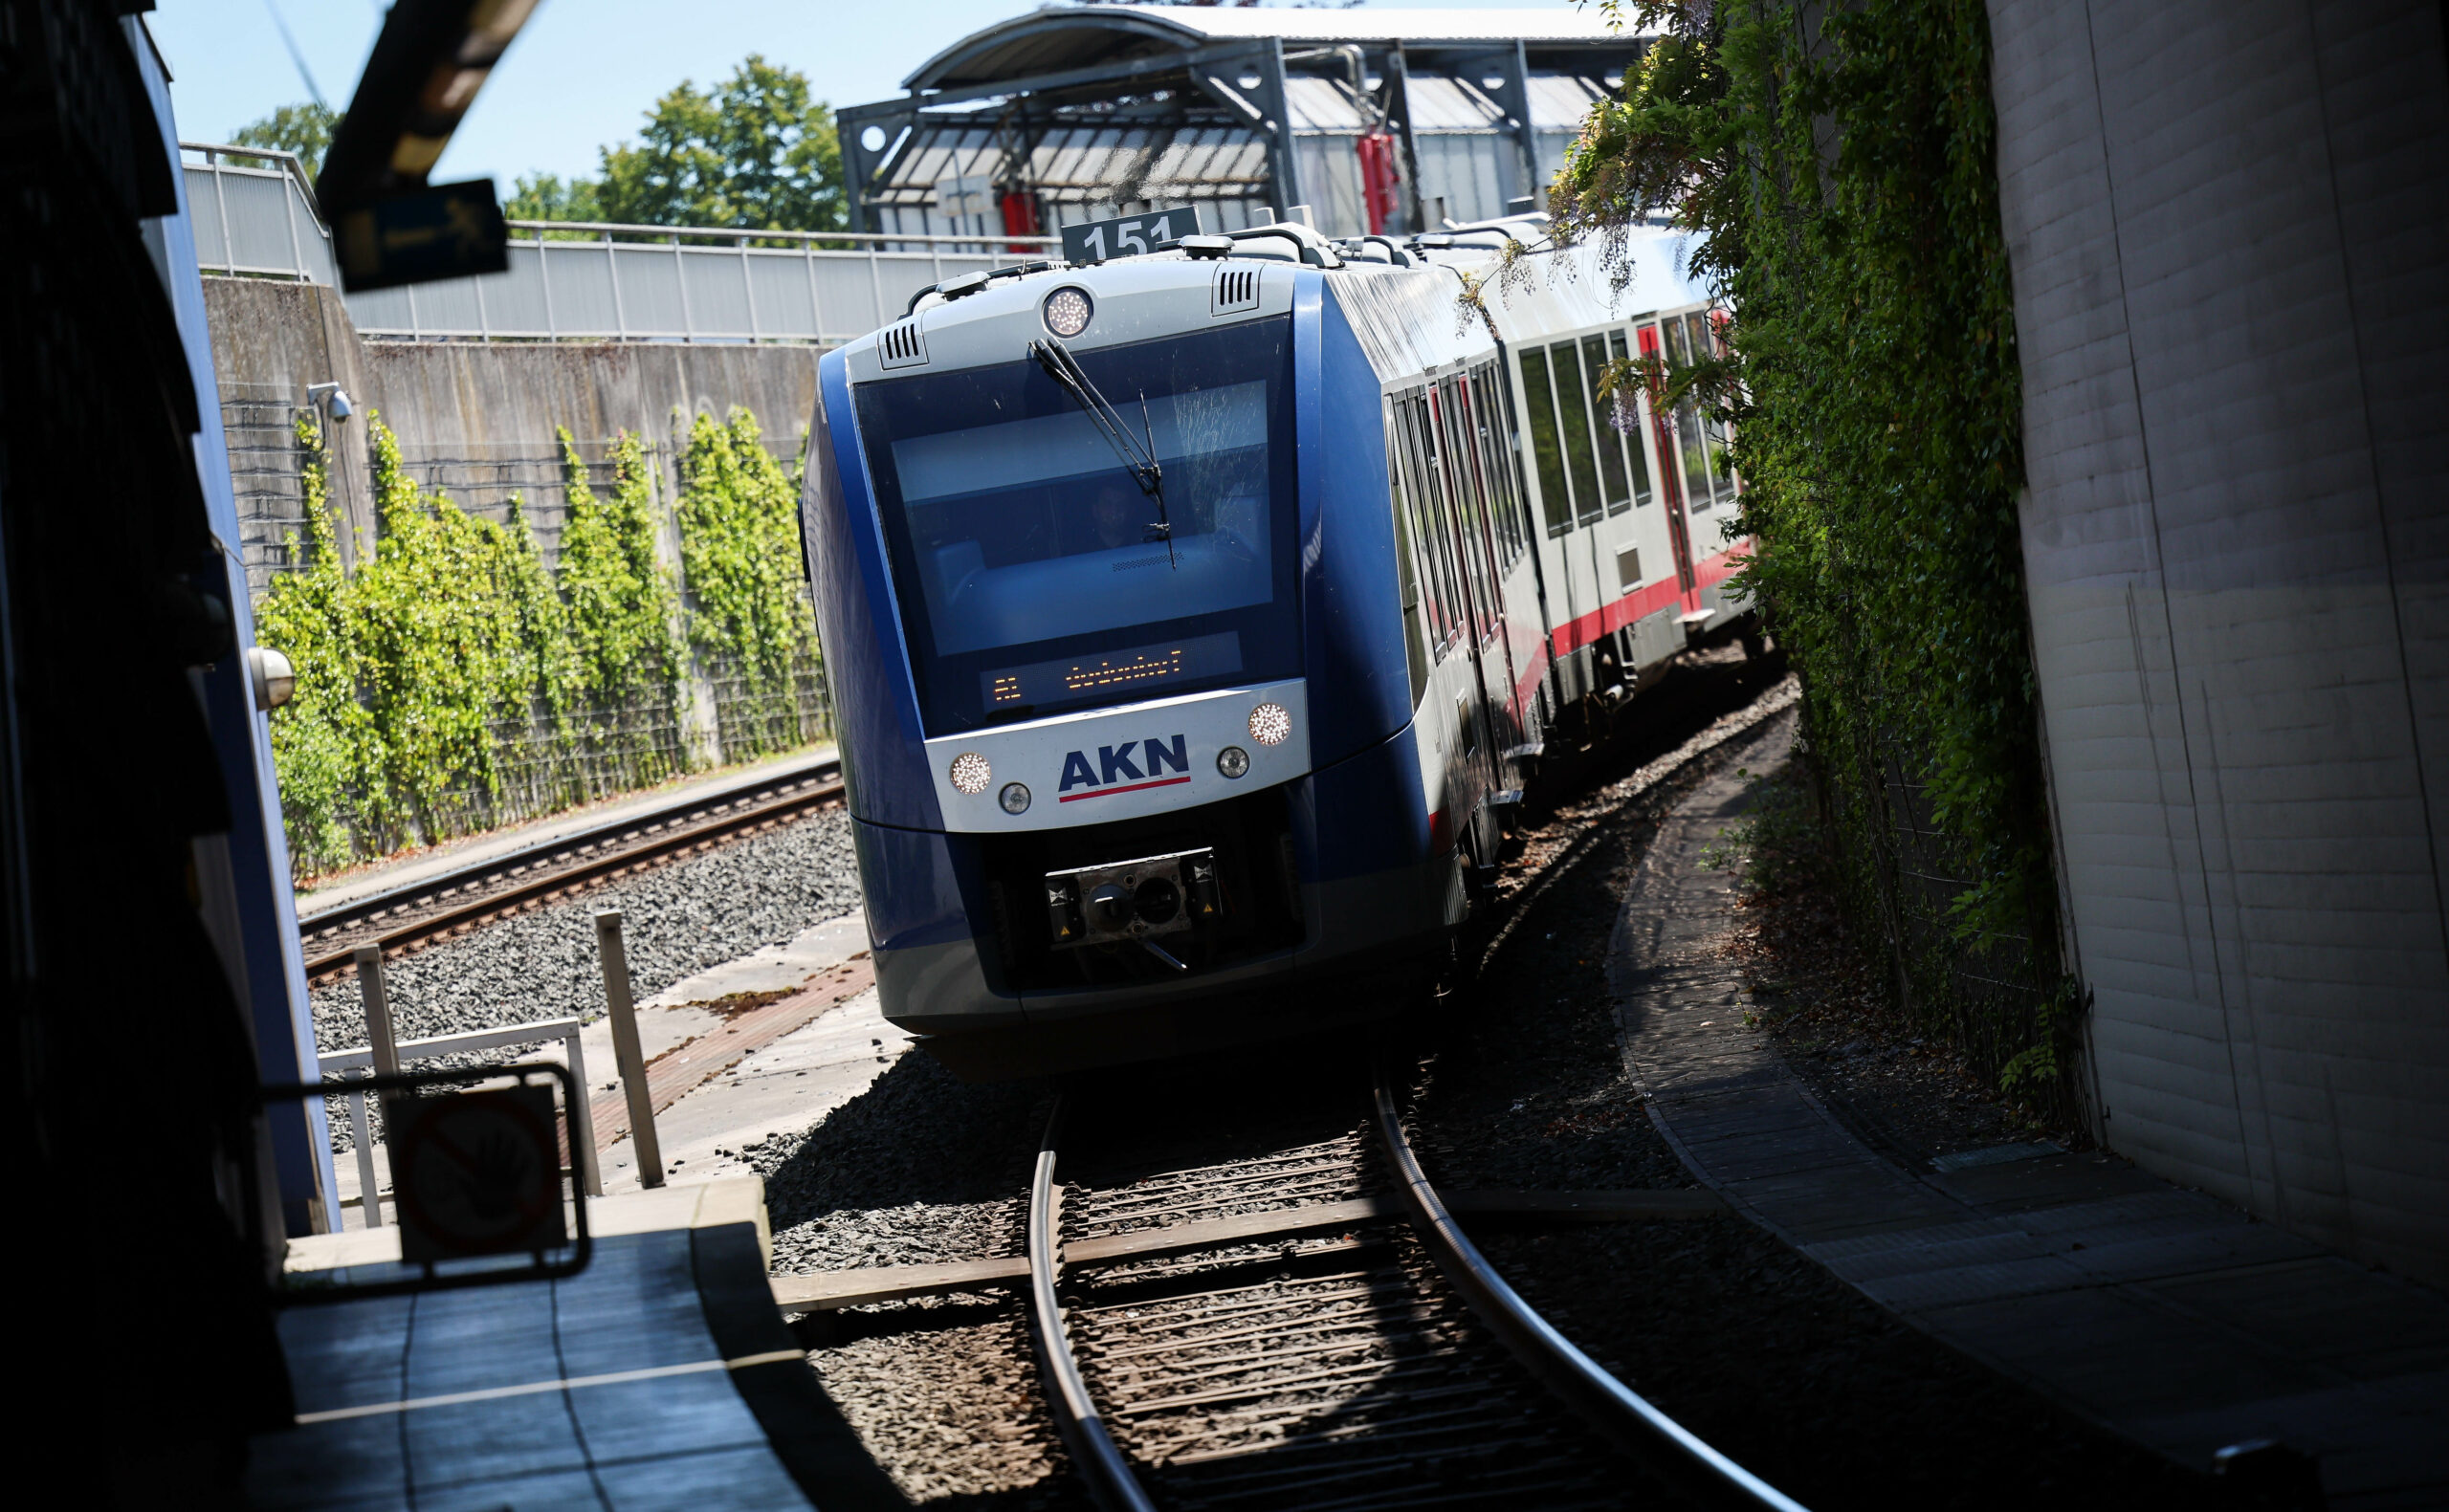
[841, 6, 1644, 242]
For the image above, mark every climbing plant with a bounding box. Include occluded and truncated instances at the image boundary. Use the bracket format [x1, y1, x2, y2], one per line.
[555, 427, 685, 719]
[253, 419, 364, 868]
[1552, 1, 2071, 1104]
[676, 407, 821, 758]
[254, 408, 822, 879]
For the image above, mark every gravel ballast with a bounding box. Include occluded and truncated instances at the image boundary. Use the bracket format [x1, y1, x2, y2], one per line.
[306, 807, 863, 1054]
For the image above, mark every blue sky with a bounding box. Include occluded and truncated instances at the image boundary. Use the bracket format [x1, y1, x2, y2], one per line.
[150, 0, 1578, 186]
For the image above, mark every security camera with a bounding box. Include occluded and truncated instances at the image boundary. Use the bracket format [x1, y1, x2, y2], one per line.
[307, 382, 353, 422]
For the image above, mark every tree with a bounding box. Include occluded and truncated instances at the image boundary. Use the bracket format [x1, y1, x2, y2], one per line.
[592, 55, 847, 232]
[231, 100, 340, 178]
[504, 171, 603, 236]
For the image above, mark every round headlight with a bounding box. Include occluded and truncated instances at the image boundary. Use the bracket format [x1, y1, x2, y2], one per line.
[1043, 287, 1092, 338]
[1248, 702, 1291, 747]
[948, 752, 992, 795]
[1000, 781, 1032, 815]
[1217, 745, 1250, 779]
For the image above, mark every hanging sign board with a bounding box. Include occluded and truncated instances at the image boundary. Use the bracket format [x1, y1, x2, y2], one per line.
[1060, 205, 1209, 265]
[392, 1084, 567, 1263]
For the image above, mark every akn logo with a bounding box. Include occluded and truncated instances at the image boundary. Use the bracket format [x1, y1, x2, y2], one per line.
[1058, 734, 1190, 802]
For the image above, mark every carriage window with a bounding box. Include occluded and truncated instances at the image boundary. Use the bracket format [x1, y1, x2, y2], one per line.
[1580, 334, 1633, 516]
[1473, 361, 1524, 569]
[1664, 317, 1716, 511]
[1518, 348, 1574, 537]
[1386, 408, 1429, 702]
[1688, 313, 1735, 500]
[1608, 330, 1653, 508]
[1549, 340, 1606, 528]
[1401, 396, 1465, 654]
[1438, 378, 1496, 642]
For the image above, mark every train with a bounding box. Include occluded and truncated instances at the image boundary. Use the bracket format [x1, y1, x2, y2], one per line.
[799, 212, 1751, 1076]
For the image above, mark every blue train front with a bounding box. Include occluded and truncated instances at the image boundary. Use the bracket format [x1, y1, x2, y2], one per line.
[801, 244, 1446, 1075]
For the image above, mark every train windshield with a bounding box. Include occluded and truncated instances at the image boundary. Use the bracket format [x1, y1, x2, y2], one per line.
[858, 316, 1299, 735]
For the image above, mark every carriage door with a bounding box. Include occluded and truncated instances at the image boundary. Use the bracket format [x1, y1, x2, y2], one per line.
[1636, 321, 1702, 613]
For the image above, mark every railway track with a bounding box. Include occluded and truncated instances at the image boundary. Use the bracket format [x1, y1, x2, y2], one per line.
[294, 754, 843, 985]
[1020, 1059, 1806, 1512]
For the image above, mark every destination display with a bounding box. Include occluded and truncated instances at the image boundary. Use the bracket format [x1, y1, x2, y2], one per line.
[982, 631, 1243, 717]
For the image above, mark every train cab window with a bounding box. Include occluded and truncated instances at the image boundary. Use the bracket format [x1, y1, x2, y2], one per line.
[1579, 334, 1634, 516]
[857, 317, 1300, 736]
[1548, 340, 1607, 528]
[1517, 348, 1575, 538]
[1608, 330, 1654, 509]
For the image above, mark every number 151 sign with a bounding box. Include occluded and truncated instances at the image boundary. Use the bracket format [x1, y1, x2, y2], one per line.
[1059, 206, 1209, 266]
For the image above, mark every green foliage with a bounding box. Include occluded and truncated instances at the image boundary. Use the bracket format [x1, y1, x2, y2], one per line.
[504, 171, 605, 236]
[555, 428, 684, 715]
[678, 409, 815, 683]
[230, 101, 340, 178]
[252, 420, 364, 863]
[254, 410, 816, 877]
[1555, 1, 2062, 1099]
[556, 55, 849, 235]
[677, 409, 822, 760]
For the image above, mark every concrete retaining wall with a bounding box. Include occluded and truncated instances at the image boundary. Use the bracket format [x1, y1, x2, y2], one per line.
[201, 276, 824, 589]
[1987, 0, 2449, 1283]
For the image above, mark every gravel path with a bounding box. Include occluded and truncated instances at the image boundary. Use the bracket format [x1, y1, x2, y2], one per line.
[306, 808, 863, 1054]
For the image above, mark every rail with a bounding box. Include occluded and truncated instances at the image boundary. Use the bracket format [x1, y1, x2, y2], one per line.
[180, 142, 1060, 345]
[1370, 1059, 1809, 1511]
[1012, 1069, 1808, 1511]
[296, 753, 843, 982]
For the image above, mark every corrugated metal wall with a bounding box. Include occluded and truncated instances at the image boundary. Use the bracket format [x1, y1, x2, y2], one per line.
[1988, 0, 2449, 1283]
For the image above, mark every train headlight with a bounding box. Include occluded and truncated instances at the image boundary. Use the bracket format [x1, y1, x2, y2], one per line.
[949, 752, 992, 795]
[1247, 702, 1291, 747]
[1043, 287, 1092, 338]
[1216, 745, 1249, 779]
[1000, 781, 1032, 815]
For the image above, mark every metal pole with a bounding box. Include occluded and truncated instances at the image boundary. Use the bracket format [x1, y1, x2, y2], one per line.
[803, 239, 824, 344]
[594, 909, 663, 1188]
[346, 1088, 383, 1229]
[352, 945, 403, 1226]
[672, 233, 695, 342]
[563, 1029, 603, 1197]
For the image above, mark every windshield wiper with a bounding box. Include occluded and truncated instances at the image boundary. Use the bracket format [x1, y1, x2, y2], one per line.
[1027, 336, 1175, 566]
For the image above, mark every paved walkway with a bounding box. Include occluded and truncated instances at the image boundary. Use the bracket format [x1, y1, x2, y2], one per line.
[263, 1179, 903, 1511]
[1611, 713, 2449, 1508]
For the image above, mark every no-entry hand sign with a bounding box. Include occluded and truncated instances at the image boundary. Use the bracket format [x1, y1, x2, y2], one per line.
[392, 1084, 568, 1263]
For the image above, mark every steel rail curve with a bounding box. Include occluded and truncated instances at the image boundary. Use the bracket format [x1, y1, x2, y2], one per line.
[297, 756, 843, 980]
[1369, 1057, 1811, 1512]
[1024, 1097, 1160, 1512]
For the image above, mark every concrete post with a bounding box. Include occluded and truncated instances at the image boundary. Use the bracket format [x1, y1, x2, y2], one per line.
[351, 944, 401, 1227]
[594, 909, 664, 1189]
[562, 1029, 603, 1197]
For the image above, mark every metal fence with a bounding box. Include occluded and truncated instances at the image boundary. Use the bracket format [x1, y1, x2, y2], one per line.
[182, 142, 1059, 346]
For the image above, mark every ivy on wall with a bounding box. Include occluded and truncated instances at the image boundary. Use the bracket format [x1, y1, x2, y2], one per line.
[254, 408, 820, 878]
[676, 407, 821, 761]
[1554, 1, 2071, 1104]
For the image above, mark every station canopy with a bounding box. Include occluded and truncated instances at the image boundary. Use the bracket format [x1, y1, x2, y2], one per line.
[840, 6, 1645, 242]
